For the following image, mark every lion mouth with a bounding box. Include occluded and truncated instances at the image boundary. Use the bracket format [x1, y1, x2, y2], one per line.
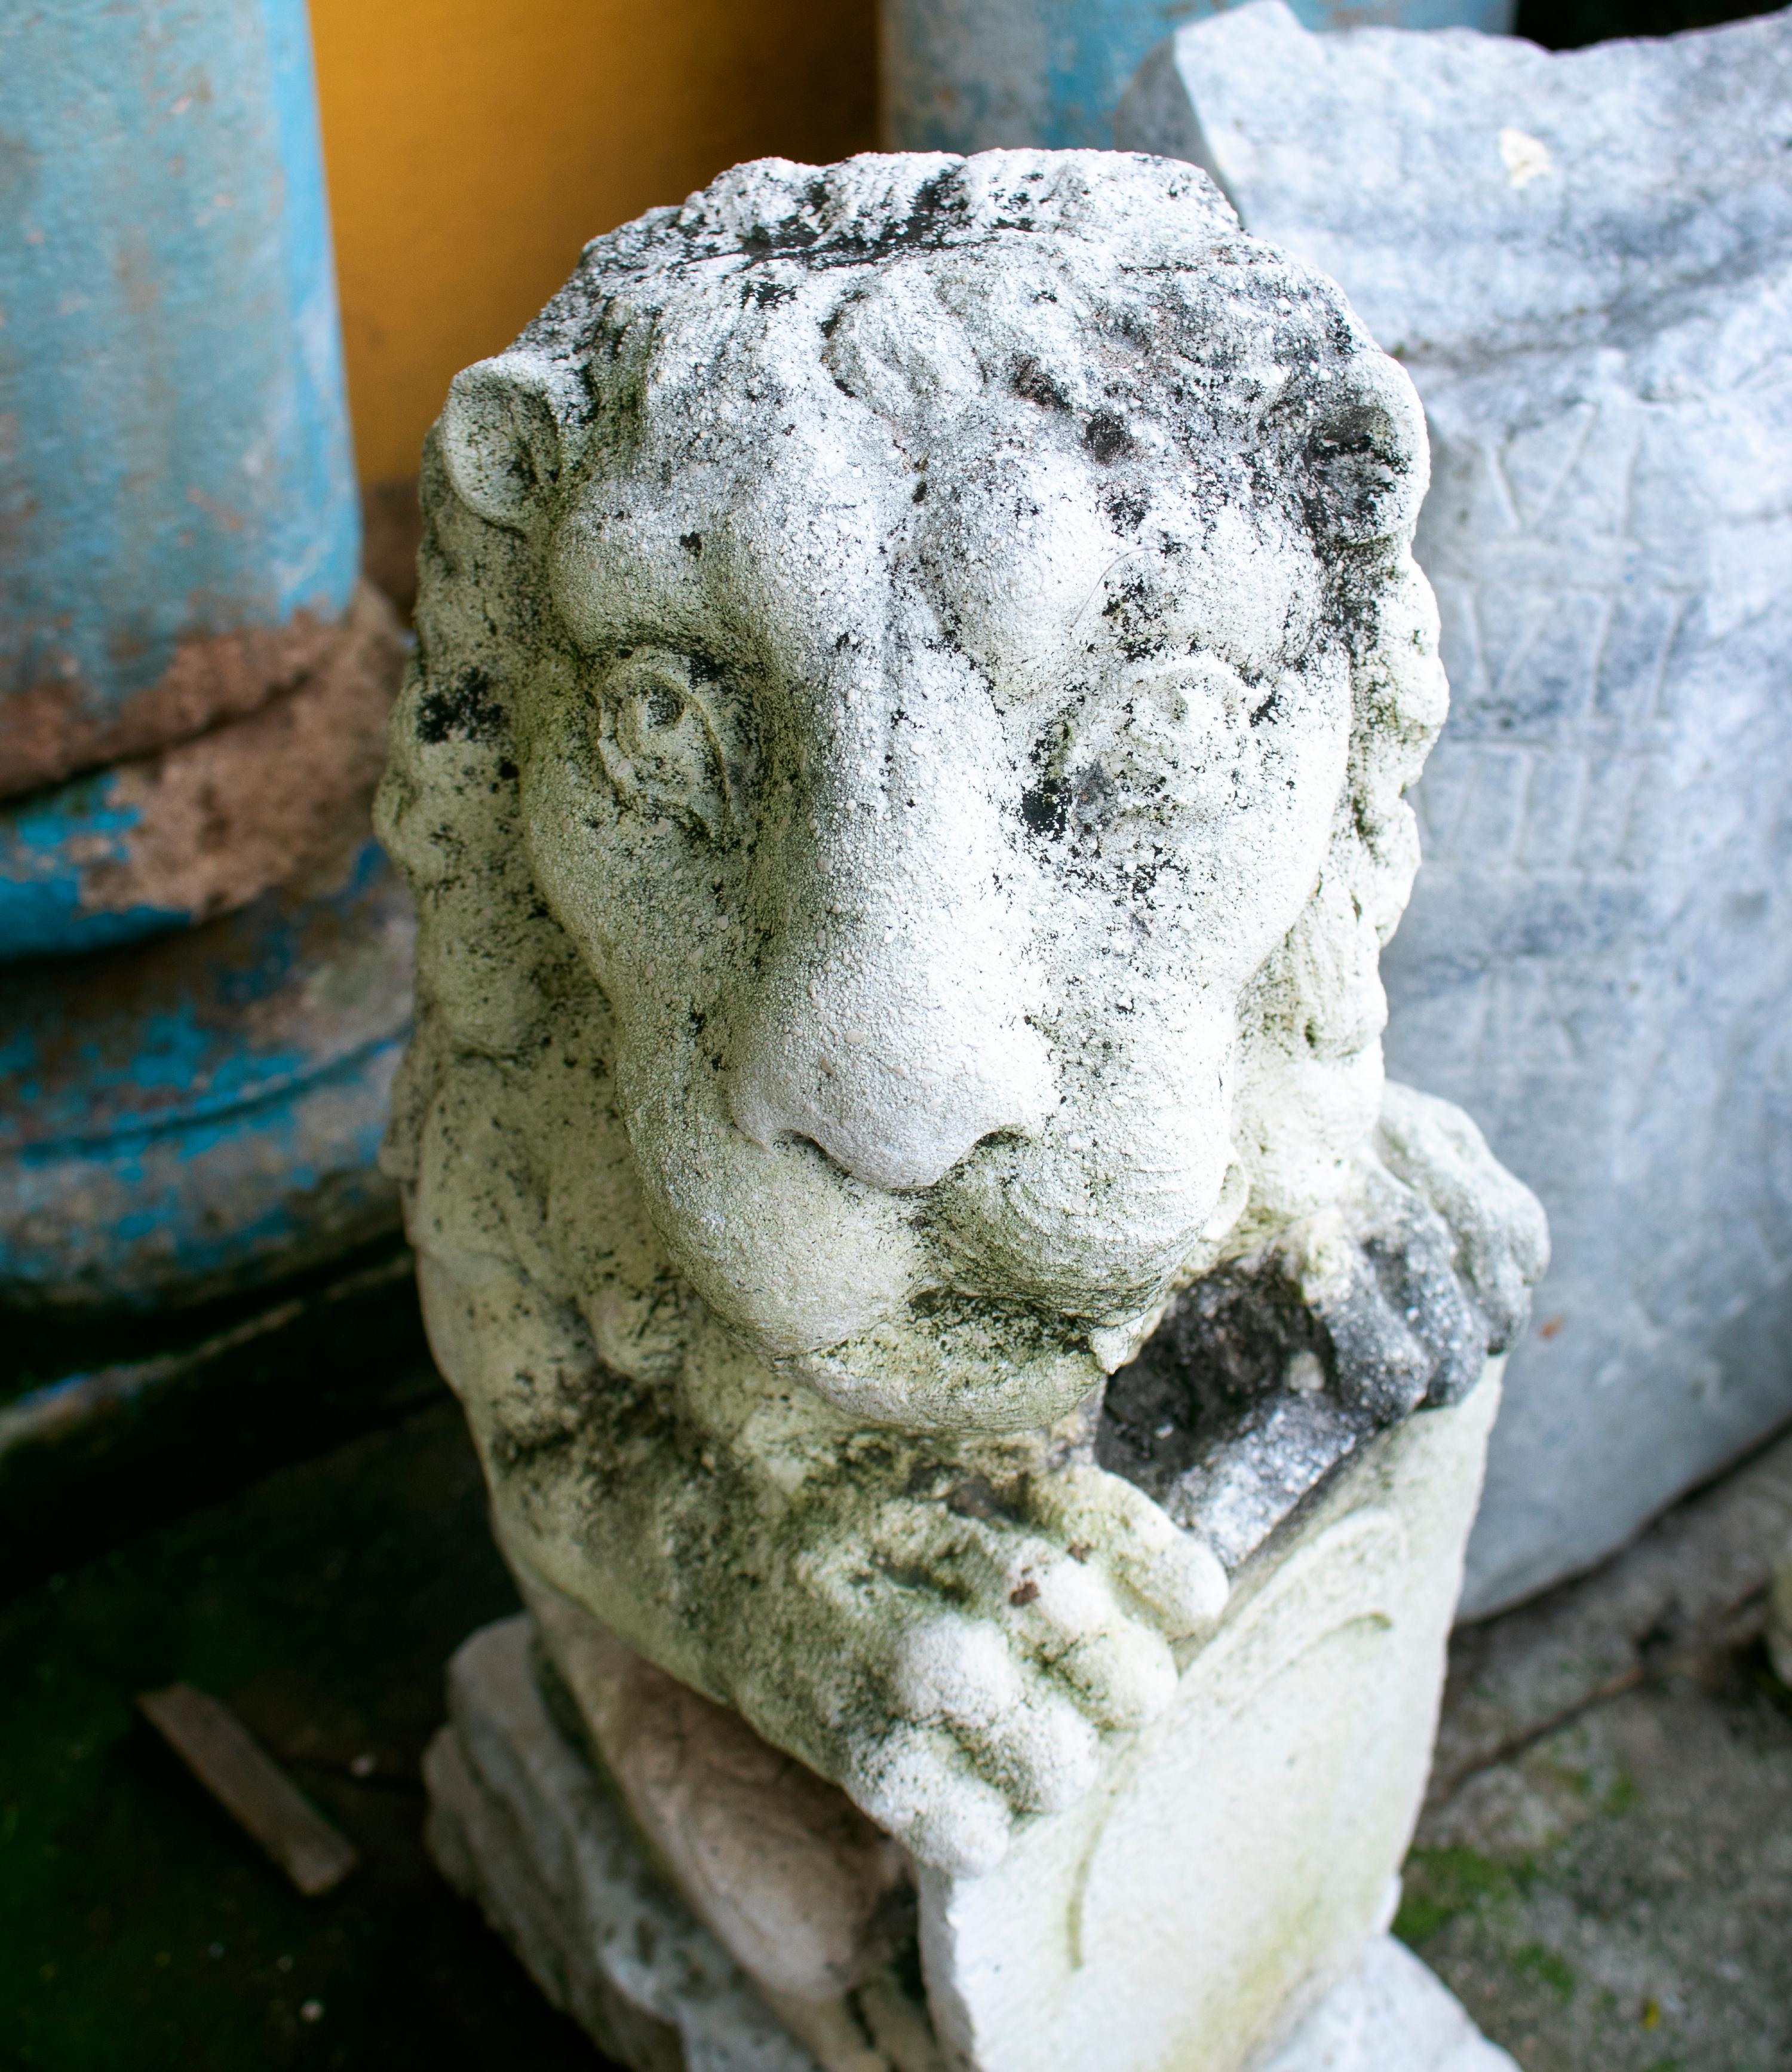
[777, 1287, 1111, 1433]
[617, 1022, 1243, 1421]
[741, 1148, 1245, 1431]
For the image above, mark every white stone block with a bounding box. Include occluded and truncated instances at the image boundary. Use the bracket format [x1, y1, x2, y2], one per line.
[1262, 1934, 1517, 2072]
[1118, 1, 1792, 1613]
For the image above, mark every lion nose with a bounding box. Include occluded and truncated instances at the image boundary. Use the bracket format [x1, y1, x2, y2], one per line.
[726, 779, 1053, 1195]
[730, 985, 1050, 1193]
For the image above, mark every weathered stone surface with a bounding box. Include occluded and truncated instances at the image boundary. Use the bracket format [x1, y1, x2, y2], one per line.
[912, 1378, 1502, 2072]
[1118, 1, 1792, 1614]
[1100, 1081, 1543, 1571]
[425, 1616, 938, 2072]
[518, 1574, 915, 2006]
[383, 145, 1541, 1874]
[388, 149, 1544, 2066]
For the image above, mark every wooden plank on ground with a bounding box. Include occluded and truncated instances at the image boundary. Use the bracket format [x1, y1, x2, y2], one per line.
[137, 1682, 358, 1896]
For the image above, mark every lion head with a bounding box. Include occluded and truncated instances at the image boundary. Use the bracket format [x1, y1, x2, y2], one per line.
[378, 151, 1445, 1437]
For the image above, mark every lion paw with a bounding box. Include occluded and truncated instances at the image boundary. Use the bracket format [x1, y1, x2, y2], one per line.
[771, 1460, 1226, 1875]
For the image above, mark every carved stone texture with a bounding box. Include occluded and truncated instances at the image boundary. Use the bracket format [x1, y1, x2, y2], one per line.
[909, 1379, 1506, 2072]
[383, 149, 1544, 2063]
[1118, 2, 1792, 1613]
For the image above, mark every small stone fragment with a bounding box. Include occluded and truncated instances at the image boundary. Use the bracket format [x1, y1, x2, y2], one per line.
[136, 1683, 357, 1897]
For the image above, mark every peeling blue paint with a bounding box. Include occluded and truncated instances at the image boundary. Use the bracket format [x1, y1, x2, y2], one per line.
[0, 1037, 403, 1304]
[0, 770, 191, 960]
[0, 0, 407, 1330]
[0, 847, 413, 1311]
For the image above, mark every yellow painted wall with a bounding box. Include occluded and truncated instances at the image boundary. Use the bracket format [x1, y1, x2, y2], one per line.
[310, 0, 877, 486]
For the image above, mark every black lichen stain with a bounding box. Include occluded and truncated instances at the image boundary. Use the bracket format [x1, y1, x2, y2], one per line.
[734, 168, 976, 271]
[416, 667, 507, 746]
[1302, 396, 1408, 541]
[1102, 572, 1166, 663]
[1021, 773, 1069, 838]
[1084, 410, 1134, 465]
[1012, 355, 1070, 410]
[1021, 718, 1072, 838]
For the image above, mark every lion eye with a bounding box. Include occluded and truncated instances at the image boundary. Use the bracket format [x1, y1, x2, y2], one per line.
[594, 652, 737, 841]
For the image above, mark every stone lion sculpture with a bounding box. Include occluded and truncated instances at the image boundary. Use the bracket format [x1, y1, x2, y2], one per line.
[379, 151, 1545, 1880]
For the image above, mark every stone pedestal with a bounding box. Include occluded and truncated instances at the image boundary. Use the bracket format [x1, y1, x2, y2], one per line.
[425, 1378, 1512, 2072]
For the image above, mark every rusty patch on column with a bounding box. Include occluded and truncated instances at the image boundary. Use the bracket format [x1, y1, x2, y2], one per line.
[69, 583, 409, 928]
[0, 609, 348, 801]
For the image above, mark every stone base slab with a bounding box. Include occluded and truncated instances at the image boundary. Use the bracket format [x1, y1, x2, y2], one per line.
[425, 1614, 1515, 2072]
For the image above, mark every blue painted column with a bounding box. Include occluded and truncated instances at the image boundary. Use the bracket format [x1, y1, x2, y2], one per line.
[0, 0, 360, 798]
[881, 0, 1516, 154]
[0, 1, 411, 1320]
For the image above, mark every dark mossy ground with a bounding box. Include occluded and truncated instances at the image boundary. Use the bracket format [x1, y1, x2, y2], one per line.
[0, 1393, 615, 2072]
[0, 1246, 438, 1590]
[1398, 1653, 1792, 2072]
[1399, 1431, 1792, 2072]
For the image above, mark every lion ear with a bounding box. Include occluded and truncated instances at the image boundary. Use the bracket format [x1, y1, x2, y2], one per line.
[1301, 357, 1429, 551]
[440, 351, 572, 530]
